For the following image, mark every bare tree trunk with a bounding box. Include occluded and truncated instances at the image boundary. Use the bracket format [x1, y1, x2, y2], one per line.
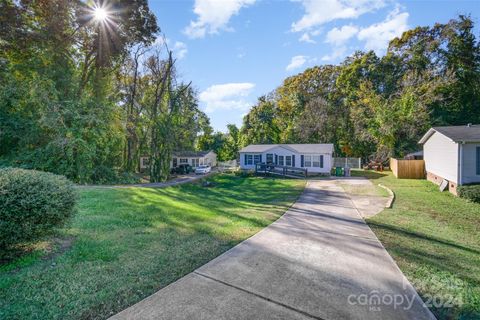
[148, 50, 175, 182]
[125, 47, 144, 172]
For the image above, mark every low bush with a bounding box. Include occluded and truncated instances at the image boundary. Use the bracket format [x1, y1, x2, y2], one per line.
[90, 165, 141, 185]
[457, 184, 480, 203]
[234, 169, 255, 177]
[0, 168, 77, 251]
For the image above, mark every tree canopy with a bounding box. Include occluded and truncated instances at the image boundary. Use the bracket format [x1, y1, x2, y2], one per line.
[1, 6, 479, 181]
[240, 15, 480, 161]
[0, 0, 212, 183]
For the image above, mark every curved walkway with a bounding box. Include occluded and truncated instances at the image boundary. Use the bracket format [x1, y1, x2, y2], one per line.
[110, 180, 436, 320]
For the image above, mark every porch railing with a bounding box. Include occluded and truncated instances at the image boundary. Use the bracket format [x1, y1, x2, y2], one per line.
[254, 163, 307, 179]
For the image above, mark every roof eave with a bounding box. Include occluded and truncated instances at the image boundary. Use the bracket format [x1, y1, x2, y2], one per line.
[418, 128, 436, 144]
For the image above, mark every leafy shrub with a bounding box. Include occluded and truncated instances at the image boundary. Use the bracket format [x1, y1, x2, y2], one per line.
[234, 169, 255, 177]
[117, 171, 142, 184]
[90, 165, 118, 184]
[90, 165, 141, 185]
[0, 168, 77, 251]
[457, 184, 480, 203]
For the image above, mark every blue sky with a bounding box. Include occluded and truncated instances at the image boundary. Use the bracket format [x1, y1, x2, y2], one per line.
[148, 0, 479, 132]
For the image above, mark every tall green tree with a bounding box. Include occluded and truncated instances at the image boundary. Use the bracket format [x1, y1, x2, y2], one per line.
[0, 0, 166, 183]
[239, 15, 480, 161]
[240, 96, 280, 145]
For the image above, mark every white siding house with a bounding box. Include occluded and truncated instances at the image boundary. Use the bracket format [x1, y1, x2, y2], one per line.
[419, 124, 480, 194]
[239, 144, 334, 174]
[140, 150, 217, 171]
[172, 150, 217, 168]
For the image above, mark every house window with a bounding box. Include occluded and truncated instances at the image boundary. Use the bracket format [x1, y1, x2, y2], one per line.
[266, 153, 273, 164]
[141, 157, 149, 168]
[279, 156, 284, 166]
[312, 156, 320, 167]
[246, 155, 253, 165]
[254, 154, 261, 164]
[192, 158, 199, 167]
[179, 158, 188, 164]
[285, 156, 292, 166]
[304, 155, 311, 167]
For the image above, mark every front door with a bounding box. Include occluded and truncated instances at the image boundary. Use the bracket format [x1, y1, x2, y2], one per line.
[173, 158, 177, 167]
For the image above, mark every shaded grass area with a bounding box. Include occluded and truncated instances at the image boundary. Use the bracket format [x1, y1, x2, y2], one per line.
[354, 170, 480, 319]
[0, 174, 305, 319]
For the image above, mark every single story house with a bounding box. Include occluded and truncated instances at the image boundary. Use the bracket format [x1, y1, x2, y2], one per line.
[419, 124, 480, 195]
[140, 150, 217, 171]
[404, 150, 423, 160]
[239, 144, 334, 174]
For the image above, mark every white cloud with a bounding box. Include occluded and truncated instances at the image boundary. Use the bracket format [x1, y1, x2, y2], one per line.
[286, 55, 308, 71]
[184, 0, 256, 39]
[299, 33, 316, 43]
[300, 28, 323, 43]
[173, 41, 188, 59]
[153, 38, 188, 60]
[291, 0, 386, 33]
[199, 83, 255, 113]
[357, 7, 409, 53]
[321, 46, 347, 61]
[325, 24, 359, 45]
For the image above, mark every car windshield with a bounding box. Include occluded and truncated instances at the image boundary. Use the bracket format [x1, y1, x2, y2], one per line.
[198, 165, 208, 168]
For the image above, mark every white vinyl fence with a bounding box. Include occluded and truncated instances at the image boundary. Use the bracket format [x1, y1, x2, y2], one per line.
[218, 160, 237, 167]
[218, 160, 238, 172]
[333, 157, 362, 169]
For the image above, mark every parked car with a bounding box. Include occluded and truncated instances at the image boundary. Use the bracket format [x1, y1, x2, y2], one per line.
[171, 164, 192, 174]
[195, 165, 211, 174]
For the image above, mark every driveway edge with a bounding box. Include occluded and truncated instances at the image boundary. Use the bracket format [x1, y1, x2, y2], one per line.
[378, 183, 395, 208]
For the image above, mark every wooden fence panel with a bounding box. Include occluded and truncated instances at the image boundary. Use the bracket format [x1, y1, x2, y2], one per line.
[390, 158, 425, 179]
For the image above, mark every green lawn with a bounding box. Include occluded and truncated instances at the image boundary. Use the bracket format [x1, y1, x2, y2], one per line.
[0, 174, 305, 320]
[353, 170, 480, 320]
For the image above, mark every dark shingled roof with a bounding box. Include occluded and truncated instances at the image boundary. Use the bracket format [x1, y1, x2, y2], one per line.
[419, 124, 480, 144]
[239, 144, 334, 154]
[173, 150, 213, 157]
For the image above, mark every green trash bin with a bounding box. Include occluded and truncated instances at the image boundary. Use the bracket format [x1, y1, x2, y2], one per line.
[335, 167, 344, 176]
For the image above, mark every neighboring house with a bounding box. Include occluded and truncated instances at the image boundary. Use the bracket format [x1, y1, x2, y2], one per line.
[419, 124, 480, 195]
[140, 150, 217, 171]
[239, 144, 334, 174]
[404, 150, 423, 160]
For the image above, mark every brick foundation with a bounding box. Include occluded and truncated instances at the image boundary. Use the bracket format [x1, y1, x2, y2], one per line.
[426, 171, 458, 195]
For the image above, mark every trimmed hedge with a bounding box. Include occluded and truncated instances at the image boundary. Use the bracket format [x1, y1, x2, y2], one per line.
[0, 168, 77, 250]
[457, 184, 480, 203]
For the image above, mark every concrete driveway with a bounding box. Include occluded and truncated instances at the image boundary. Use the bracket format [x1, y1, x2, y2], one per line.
[334, 177, 391, 218]
[110, 180, 436, 320]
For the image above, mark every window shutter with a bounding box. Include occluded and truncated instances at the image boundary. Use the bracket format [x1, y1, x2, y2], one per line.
[301, 155, 304, 167]
[275, 154, 278, 165]
[477, 147, 480, 175]
[292, 155, 295, 167]
[320, 155, 324, 168]
[244, 154, 247, 165]
[260, 154, 262, 163]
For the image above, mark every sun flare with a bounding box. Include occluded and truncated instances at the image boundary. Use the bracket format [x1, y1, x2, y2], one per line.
[93, 7, 108, 22]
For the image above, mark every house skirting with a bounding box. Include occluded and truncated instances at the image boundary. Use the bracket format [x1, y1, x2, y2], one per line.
[426, 171, 458, 195]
